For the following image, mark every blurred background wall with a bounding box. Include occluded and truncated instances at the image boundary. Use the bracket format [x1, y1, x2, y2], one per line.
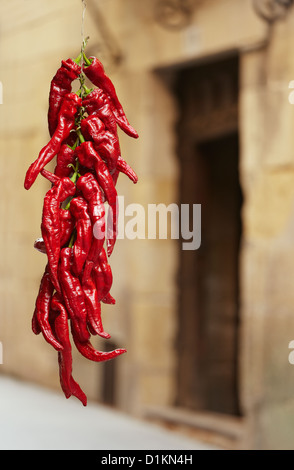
[1, 0, 294, 450]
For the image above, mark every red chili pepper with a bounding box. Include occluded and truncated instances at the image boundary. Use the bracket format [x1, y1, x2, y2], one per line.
[93, 247, 113, 302]
[33, 207, 74, 255]
[75, 143, 117, 256]
[74, 141, 117, 204]
[24, 93, 82, 190]
[54, 144, 76, 178]
[82, 275, 110, 339]
[116, 156, 138, 184]
[82, 56, 139, 139]
[58, 247, 90, 343]
[75, 174, 106, 283]
[51, 293, 87, 406]
[59, 209, 75, 247]
[71, 324, 126, 363]
[81, 115, 120, 173]
[31, 265, 63, 351]
[82, 88, 118, 136]
[41, 168, 60, 185]
[48, 58, 81, 137]
[69, 196, 92, 275]
[41, 177, 76, 292]
[103, 293, 116, 304]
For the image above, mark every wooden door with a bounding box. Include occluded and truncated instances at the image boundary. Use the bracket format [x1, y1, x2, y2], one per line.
[175, 55, 242, 416]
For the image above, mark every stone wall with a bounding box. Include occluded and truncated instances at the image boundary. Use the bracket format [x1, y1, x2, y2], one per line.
[239, 11, 294, 449]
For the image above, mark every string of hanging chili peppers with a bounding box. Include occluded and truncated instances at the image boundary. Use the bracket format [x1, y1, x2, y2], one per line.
[24, 35, 138, 405]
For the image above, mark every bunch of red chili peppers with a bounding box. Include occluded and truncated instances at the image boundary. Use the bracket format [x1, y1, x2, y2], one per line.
[24, 48, 138, 406]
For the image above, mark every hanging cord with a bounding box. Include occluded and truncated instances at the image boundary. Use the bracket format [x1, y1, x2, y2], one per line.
[78, 0, 90, 101]
[81, 0, 87, 49]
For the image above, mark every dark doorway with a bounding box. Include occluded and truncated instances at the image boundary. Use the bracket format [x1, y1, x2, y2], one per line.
[175, 55, 242, 416]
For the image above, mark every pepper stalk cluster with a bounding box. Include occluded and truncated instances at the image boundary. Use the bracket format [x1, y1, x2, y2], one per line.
[24, 45, 139, 406]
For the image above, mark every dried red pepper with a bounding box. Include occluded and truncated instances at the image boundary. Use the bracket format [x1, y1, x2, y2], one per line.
[83, 56, 138, 139]
[48, 58, 81, 137]
[58, 247, 90, 343]
[51, 293, 87, 406]
[24, 93, 81, 190]
[69, 196, 92, 276]
[93, 248, 113, 302]
[71, 325, 126, 363]
[75, 143, 117, 257]
[116, 156, 138, 184]
[54, 144, 77, 178]
[81, 115, 120, 173]
[41, 177, 76, 293]
[82, 275, 110, 338]
[59, 209, 75, 247]
[82, 88, 118, 136]
[31, 265, 63, 351]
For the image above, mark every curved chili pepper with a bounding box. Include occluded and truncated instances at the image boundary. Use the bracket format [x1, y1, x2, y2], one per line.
[71, 325, 126, 363]
[54, 144, 76, 178]
[58, 247, 90, 343]
[69, 196, 92, 275]
[33, 207, 74, 255]
[115, 155, 138, 184]
[88, 143, 138, 185]
[82, 276, 110, 339]
[93, 248, 113, 302]
[76, 174, 106, 283]
[31, 265, 63, 351]
[41, 168, 60, 185]
[83, 56, 138, 139]
[59, 208, 74, 247]
[80, 113, 105, 138]
[48, 58, 81, 137]
[75, 142, 115, 204]
[51, 293, 87, 406]
[111, 169, 120, 186]
[41, 177, 76, 293]
[103, 293, 116, 304]
[82, 88, 118, 136]
[24, 93, 82, 190]
[75, 143, 117, 256]
[81, 116, 120, 173]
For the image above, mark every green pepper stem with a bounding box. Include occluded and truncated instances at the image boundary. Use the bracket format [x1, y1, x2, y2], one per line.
[64, 199, 72, 211]
[69, 158, 80, 184]
[83, 84, 93, 95]
[68, 229, 76, 249]
[76, 128, 85, 143]
[83, 52, 92, 66]
[73, 52, 82, 65]
[66, 137, 79, 151]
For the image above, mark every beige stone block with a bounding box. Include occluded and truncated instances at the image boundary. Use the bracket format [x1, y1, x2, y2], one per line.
[130, 300, 177, 371]
[126, 239, 179, 296]
[244, 169, 294, 240]
[240, 48, 267, 89]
